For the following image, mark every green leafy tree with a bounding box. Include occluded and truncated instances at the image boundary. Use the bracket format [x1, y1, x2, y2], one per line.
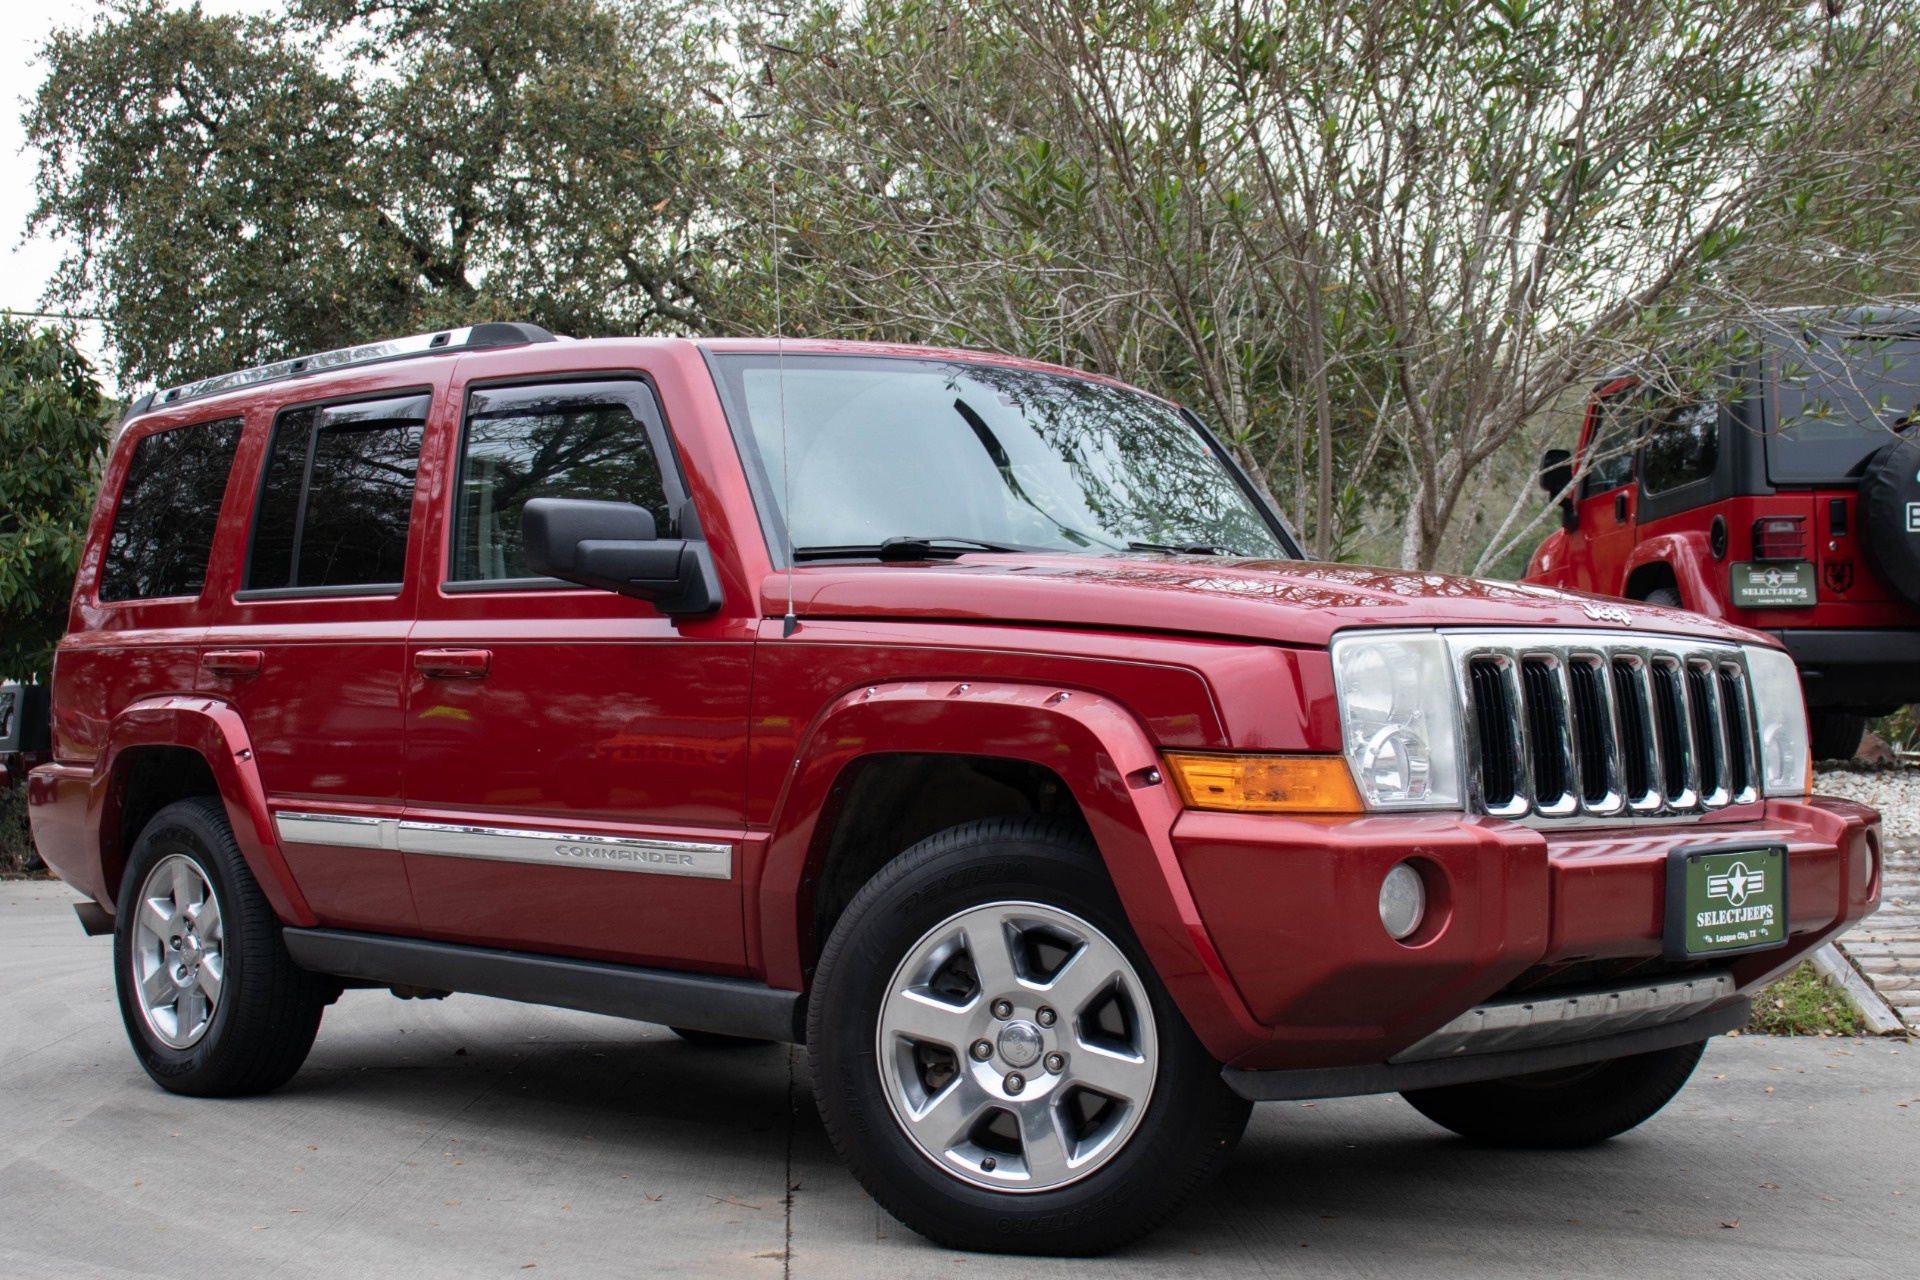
[0, 320, 109, 683]
[27, 0, 726, 388]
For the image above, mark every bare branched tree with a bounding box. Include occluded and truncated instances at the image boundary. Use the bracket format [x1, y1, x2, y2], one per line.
[712, 0, 1920, 569]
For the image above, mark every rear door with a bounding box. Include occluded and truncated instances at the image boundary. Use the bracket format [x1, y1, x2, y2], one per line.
[399, 372, 751, 972]
[198, 387, 435, 933]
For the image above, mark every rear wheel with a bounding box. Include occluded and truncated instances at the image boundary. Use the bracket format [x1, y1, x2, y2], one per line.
[114, 797, 332, 1096]
[808, 817, 1250, 1255]
[1400, 1039, 1707, 1149]
[1809, 711, 1866, 762]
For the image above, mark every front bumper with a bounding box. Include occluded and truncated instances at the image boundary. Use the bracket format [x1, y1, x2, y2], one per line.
[1174, 796, 1879, 1077]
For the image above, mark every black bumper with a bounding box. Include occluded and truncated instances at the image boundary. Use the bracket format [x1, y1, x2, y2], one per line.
[1769, 628, 1920, 711]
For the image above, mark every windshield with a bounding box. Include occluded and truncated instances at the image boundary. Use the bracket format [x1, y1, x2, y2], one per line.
[708, 354, 1291, 559]
[1767, 336, 1920, 483]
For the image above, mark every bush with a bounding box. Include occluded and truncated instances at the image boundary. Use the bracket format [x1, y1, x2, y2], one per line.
[0, 782, 42, 875]
[1746, 961, 1862, 1036]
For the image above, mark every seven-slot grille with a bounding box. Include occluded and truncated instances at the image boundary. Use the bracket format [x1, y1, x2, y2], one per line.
[1449, 632, 1758, 821]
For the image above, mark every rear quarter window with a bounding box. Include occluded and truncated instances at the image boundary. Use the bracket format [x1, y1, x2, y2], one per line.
[98, 418, 243, 602]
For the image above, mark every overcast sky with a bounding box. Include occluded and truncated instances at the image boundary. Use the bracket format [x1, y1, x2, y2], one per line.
[3, 1, 279, 390]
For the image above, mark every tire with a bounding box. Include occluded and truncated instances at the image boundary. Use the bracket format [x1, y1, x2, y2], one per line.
[808, 816, 1251, 1256]
[1858, 436, 1920, 610]
[1400, 1039, 1708, 1149]
[1641, 585, 1683, 609]
[113, 797, 332, 1096]
[1809, 711, 1866, 762]
[669, 1026, 773, 1048]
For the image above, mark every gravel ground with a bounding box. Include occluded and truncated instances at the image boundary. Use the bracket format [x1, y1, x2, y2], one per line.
[1814, 767, 1920, 839]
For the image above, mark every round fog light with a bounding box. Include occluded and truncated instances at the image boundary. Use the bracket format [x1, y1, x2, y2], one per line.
[1379, 862, 1426, 941]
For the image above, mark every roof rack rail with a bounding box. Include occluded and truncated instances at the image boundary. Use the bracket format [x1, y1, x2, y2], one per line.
[144, 322, 557, 413]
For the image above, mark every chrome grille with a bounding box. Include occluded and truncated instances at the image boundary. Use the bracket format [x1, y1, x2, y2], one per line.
[1448, 631, 1759, 822]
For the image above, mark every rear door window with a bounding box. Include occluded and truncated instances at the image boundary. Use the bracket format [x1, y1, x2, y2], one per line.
[99, 418, 243, 602]
[1641, 398, 1719, 493]
[246, 394, 428, 592]
[449, 382, 676, 583]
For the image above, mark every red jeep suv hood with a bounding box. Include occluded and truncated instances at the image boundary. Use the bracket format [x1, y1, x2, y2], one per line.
[763, 555, 1768, 649]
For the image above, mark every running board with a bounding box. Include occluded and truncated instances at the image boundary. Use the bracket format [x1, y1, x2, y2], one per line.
[282, 928, 804, 1044]
[1221, 1000, 1748, 1102]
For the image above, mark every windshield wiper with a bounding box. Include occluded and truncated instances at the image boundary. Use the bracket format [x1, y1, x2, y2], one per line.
[791, 536, 1037, 563]
[1127, 540, 1234, 556]
[876, 535, 1034, 561]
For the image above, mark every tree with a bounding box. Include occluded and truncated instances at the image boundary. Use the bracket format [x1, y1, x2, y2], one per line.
[0, 319, 109, 683]
[26, 0, 727, 388]
[716, 0, 1920, 568]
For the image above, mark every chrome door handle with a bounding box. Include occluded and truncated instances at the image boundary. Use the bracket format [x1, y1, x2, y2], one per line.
[414, 648, 491, 679]
[201, 649, 265, 677]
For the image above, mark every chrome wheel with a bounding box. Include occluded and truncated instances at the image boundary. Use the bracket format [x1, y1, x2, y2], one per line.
[875, 900, 1158, 1193]
[129, 854, 225, 1049]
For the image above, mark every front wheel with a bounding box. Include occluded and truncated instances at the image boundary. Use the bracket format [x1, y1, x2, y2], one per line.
[114, 797, 333, 1096]
[1400, 1039, 1708, 1149]
[808, 817, 1251, 1256]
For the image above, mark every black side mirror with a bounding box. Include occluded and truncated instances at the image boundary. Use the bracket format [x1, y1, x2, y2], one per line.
[1539, 447, 1578, 532]
[521, 498, 722, 615]
[1539, 448, 1574, 500]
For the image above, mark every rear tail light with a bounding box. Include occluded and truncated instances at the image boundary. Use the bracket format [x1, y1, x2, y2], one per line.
[1751, 516, 1807, 562]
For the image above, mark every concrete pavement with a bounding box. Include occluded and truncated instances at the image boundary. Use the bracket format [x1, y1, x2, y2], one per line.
[3, 879, 1916, 1279]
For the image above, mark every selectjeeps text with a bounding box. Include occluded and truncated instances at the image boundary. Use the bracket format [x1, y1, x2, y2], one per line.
[29, 324, 1881, 1254]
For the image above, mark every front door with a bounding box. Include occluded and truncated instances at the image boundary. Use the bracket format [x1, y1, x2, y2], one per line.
[400, 376, 752, 972]
[1569, 390, 1641, 594]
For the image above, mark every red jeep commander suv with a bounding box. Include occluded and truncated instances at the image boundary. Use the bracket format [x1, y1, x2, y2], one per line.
[30, 324, 1880, 1254]
[1526, 307, 1920, 761]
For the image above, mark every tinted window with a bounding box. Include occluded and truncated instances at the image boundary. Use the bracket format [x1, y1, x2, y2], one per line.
[452, 383, 672, 582]
[1768, 337, 1920, 483]
[99, 418, 242, 601]
[247, 396, 426, 591]
[1581, 397, 1639, 497]
[1641, 399, 1719, 493]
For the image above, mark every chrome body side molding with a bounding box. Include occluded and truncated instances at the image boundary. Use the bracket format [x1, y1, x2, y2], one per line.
[273, 811, 733, 879]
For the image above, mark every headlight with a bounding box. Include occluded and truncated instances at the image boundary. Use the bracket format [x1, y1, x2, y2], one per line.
[1743, 644, 1810, 797]
[1330, 632, 1462, 809]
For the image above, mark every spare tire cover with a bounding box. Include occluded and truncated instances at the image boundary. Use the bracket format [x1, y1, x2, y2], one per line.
[1857, 434, 1920, 610]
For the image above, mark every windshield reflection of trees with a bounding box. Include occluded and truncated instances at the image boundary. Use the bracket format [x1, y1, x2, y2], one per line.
[941, 364, 1282, 556]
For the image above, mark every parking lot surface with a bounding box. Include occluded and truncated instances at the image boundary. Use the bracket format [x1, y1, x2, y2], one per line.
[3, 880, 1915, 1279]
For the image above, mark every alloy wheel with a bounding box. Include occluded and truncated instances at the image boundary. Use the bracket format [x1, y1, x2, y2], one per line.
[129, 853, 225, 1049]
[874, 900, 1158, 1192]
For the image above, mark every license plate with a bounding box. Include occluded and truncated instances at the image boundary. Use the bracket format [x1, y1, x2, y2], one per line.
[1729, 562, 1816, 608]
[1665, 844, 1789, 959]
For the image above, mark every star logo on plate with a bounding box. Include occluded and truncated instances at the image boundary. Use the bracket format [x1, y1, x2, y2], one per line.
[1706, 861, 1763, 907]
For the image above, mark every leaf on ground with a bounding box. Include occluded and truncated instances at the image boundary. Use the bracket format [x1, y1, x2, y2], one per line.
[1721, 1220, 1740, 1229]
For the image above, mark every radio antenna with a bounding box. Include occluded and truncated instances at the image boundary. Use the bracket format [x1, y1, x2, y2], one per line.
[772, 148, 798, 639]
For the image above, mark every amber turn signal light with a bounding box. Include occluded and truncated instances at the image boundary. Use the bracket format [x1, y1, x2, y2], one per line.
[1162, 753, 1364, 814]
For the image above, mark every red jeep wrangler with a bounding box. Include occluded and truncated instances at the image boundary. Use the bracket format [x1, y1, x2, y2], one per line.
[1526, 308, 1920, 761]
[30, 325, 1880, 1254]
